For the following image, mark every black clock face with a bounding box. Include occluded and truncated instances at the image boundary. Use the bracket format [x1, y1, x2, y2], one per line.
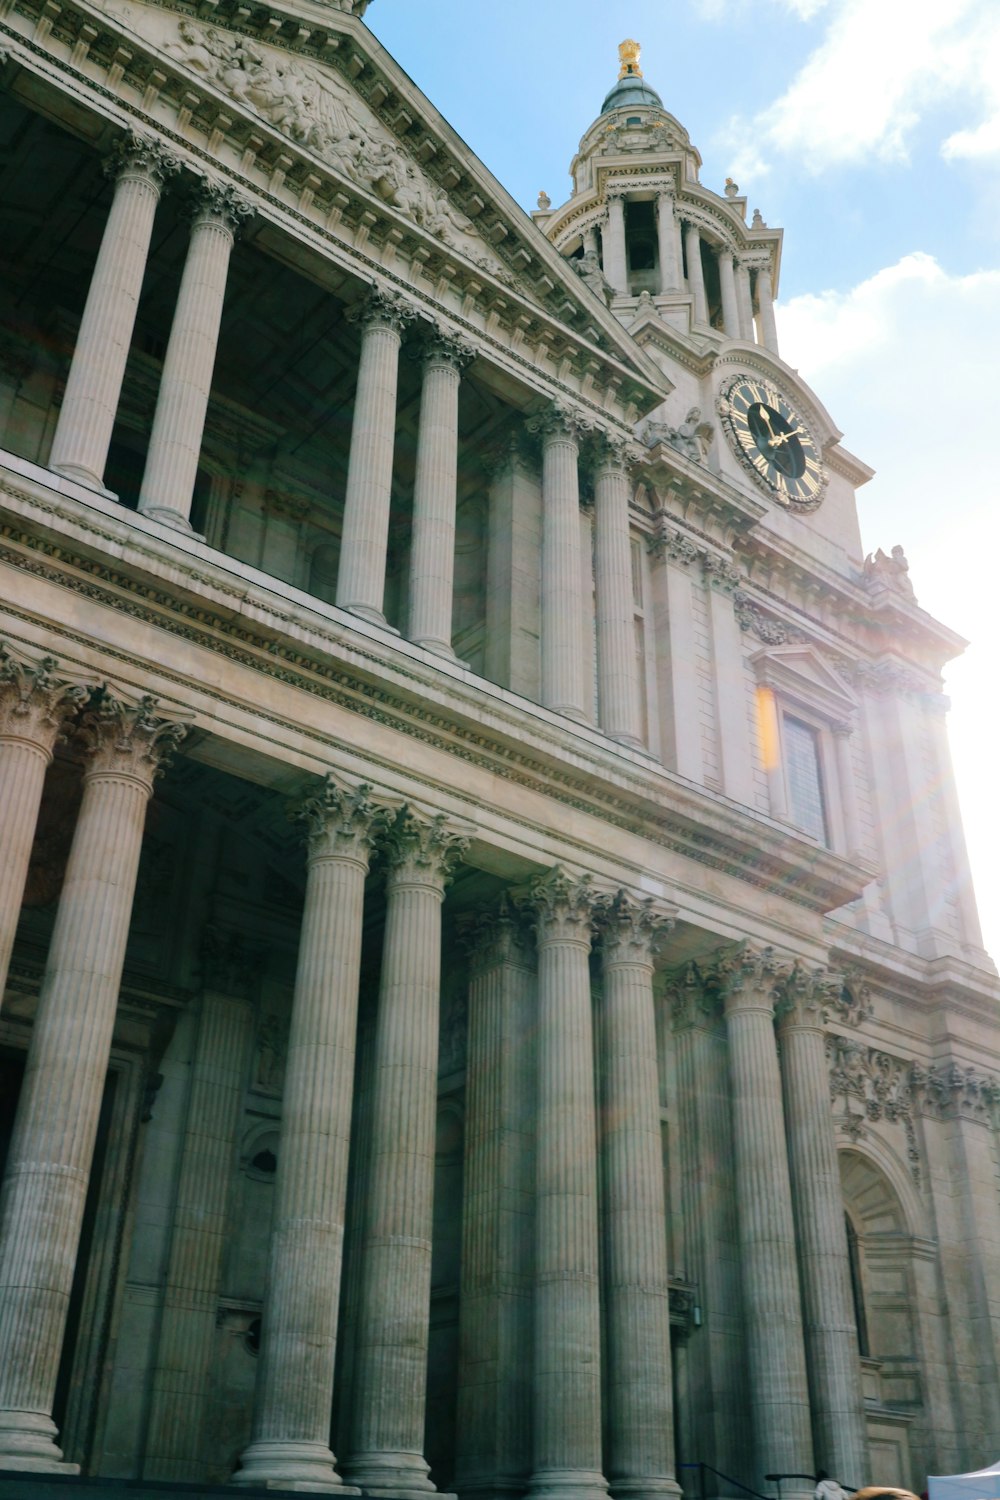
[719, 376, 826, 509]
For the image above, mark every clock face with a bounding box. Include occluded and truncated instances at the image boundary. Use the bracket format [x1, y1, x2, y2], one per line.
[718, 375, 827, 510]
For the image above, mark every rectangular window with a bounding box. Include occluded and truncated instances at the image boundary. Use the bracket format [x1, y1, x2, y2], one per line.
[783, 715, 829, 845]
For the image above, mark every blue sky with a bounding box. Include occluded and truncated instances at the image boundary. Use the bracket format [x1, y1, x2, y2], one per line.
[368, 0, 1000, 964]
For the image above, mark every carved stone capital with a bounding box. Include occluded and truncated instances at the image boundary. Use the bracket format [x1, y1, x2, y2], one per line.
[77, 691, 187, 787]
[461, 893, 535, 975]
[835, 968, 875, 1026]
[0, 642, 89, 753]
[911, 1060, 1000, 1127]
[595, 890, 675, 967]
[481, 430, 533, 481]
[666, 962, 723, 1032]
[413, 325, 476, 371]
[701, 550, 742, 594]
[646, 515, 699, 566]
[193, 179, 255, 233]
[294, 773, 392, 866]
[827, 1037, 922, 1182]
[348, 284, 418, 335]
[774, 960, 842, 1031]
[383, 808, 468, 890]
[711, 940, 790, 1017]
[106, 131, 182, 191]
[526, 400, 592, 444]
[589, 429, 644, 476]
[521, 866, 595, 946]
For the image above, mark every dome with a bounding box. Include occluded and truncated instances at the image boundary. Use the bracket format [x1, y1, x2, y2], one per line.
[600, 39, 664, 115]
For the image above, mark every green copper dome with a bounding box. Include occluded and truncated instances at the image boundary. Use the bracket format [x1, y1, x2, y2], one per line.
[600, 39, 664, 115]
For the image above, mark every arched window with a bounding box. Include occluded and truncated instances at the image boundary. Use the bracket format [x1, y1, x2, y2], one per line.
[845, 1211, 870, 1357]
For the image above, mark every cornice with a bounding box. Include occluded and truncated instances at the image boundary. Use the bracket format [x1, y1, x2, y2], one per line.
[0, 462, 869, 915]
[0, 5, 665, 422]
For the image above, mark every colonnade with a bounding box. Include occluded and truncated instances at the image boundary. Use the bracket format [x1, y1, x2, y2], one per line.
[43, 132, 646, 744]
[0, 636, 870, 1493]
[597, 187, 779, 353]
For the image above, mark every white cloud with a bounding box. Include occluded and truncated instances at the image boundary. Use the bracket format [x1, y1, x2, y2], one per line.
[716, 0, 1000, 178]
[778, 254, 1000, 959]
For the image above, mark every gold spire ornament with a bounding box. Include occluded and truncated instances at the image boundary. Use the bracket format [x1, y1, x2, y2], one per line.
[618, 39, 642, 78]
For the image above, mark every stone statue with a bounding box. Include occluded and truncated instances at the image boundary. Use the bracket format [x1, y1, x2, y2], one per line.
[646, 406, 713, 464]
[572, 248, 615, 306]
[864, 544, 916, 600]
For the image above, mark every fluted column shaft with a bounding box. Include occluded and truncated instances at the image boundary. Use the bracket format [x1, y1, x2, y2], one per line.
[777, 973, 868, 1487]
[49, 136, 177, 491]
[598, 896, 679, 1500]
[345, 814, 467, 1497]
[525, 870, 607, 1500]
[456, 904, 536, 1500]
[602, 195, 628, 297]
[593, 441, 642, 746]
[717, 945, 813, 1498]
[833, 724, 861, 856]
[237, 780, 388, 1492]
[138, 184, 249, 530]
[408, 333, 472, 657]
[735, 261, 754, 341]
[0, 646, 86, 1009]
[655, 193, 680, 294]
[537, 410, 587, 721]
[683, 225, 708, 327]
[144, 970, 254, 1480]
[717, 249, 741, 339]
[0, 695, 184, 1472]
[755, 268, 779, 354]
[336, 289, 415, 625]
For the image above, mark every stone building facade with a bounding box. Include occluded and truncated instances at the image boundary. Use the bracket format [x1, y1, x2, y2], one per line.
[0, 6, 997, 1498]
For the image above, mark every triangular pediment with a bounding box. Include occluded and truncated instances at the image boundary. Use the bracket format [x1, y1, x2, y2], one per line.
[83, 0, 666, 407]
[751, 645, 856, 721]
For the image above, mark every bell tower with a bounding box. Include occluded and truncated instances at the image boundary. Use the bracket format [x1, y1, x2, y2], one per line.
[535, 40, 782, 353]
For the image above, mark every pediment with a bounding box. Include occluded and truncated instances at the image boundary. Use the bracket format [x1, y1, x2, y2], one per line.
[750, 645, 856, 722]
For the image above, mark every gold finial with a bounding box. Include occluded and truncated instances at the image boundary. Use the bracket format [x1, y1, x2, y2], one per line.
[618, 39, 642, 79]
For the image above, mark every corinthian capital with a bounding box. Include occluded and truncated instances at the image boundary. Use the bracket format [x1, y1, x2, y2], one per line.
[383, 808, 469, 889]
[521, 865, 595, 945]
[0, 641, 89, 751]
[348, 283, 419, 335]
[414, 325, 477, 371]
[774, 960, 842, 1030]
[590, 428, 644, 475]
[294, 773, 393, 866]
[526, 400, 591, 443]
[193, 179, 254, 233]
[106, 131, 182, 189]
[711, 940, 791, 1016]
[77, 691, 188, 787]
[595, 889, 675, 966]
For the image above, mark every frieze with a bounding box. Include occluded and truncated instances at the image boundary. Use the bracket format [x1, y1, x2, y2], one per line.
[0, 503, 862, 912]
[826, 1036, 922, 1184]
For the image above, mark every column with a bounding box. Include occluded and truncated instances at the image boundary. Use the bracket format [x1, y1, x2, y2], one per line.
[336, 287, 416, 626]
[702, 557, 755, 805]
[236, 778, 390, 1492]
[832, 722, 862, 856]
[776, 965, 869, 1487]
[407, 329, 474, 658]
[455, 899, 536, 1500]
[655, 192, 681, 294]
[735, 259, 754, 342]
[49, 133, 179, 492]
[755, 266, 779, 355]
[668, 965, 746, 1494]
[0, 643, 87, 1009]
[143, 930, 256, 1480]
[138, 182, 251, 530]
[597, 894, 680, 1500]
[483, 438, 542, 700]
[344, 812, 468, 1497]
[602, 192, 628, 297]
[717, 248, 741, 340]
[523, 868, 607, 1500]
[645, 528, 702, 781]
[583, 226, 600, 258]
[0, 692, 185, 1472]
[592, 434, 642, 747]
[683, 223, 708, 327]
[531, 405, 587, 722]
[713, 943, 814, 1498]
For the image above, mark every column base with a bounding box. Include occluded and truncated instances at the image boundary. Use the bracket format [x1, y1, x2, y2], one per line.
[137, 503, 201, 537]
[50, 461, 117, 500]
[411, 637, 462, 664]
[527, 1469, 609, 1500]
[610, 1479, 683, 1500]
[343, 1452, 442, 1497]
[0, 1412, 80, 1475]
[342, 604, 401, 636]
[233, 1439, 359, 1492]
